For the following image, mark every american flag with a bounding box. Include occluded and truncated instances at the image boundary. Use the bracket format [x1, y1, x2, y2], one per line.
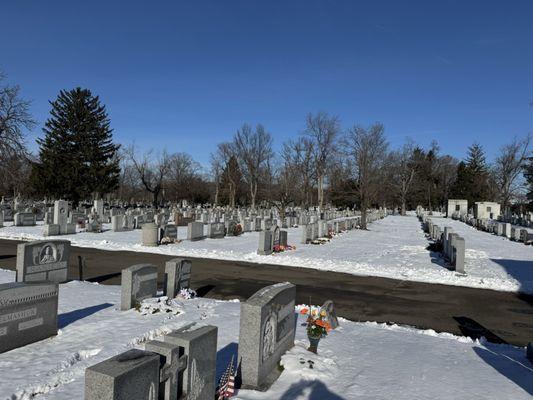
[216, 355, 235, 399]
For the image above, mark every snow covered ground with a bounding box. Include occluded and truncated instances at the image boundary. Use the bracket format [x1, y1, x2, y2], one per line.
[0, 267, 531, 400]
[0, 215, 532, 293]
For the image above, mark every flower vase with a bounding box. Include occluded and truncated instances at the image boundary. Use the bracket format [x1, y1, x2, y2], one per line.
[307, 335, 321, 354]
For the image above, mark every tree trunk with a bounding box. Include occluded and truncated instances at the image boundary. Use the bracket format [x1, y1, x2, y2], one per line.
[317, 174, 324, 210]
[250, 181, 257, 209]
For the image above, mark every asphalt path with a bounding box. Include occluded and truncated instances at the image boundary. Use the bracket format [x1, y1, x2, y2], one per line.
[0, 239, 531, 346]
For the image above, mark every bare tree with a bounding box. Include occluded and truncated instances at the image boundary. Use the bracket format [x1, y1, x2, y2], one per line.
[390, 140, 416, 215]
[216, 142, 241, 208]
[126, 145, 171, 207]
[0, 73, 35, 196]
[167, 152, 202, 201]
[493, 133, 532, 215]
[210, 152, 223, 205]
[303, 112, 340, 210]
[233, 123, 273, 209]
[345, 123, 389, 229]
[283, 137, 315, 207]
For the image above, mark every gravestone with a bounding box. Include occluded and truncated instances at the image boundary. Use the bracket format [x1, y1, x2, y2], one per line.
[121, 264, 158, 310]
[162, 224, 178, 241]
[165, 258, 192, 298]
[527, 342, 533, 363]
[271, 226, 280, 248]
[16, 240, 70, 283]
[207, 222, 225, 239]
[43, 224, 60, 236]
[0, 210, 3, 228]
[187, 222, 204, 241]
[14, 212, 36, 227]
[164, 324, 218, 400]
[134, 215, 145, 229]
[320, 300, 339, 330]
[300, 224, 311, 244]
[453, 237, 466, 274]
[142, 223, 159, 247]
[85, 349, 160, 400]
[225, 220, 237, 236]
[0, 282, 58, 353]
[111, 215, 124, 232]
[145, 340, 188, 400]
[257, 230, 273, 255]
[238, 282, 296, 390]
[280, 230, 288, 247]
[53, 200, 68, 234]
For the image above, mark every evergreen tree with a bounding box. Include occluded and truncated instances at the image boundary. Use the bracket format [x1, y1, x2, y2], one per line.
[30, 88, 120, 203]
[451, 143, 491, 207]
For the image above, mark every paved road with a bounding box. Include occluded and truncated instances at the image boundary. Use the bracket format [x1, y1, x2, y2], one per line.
[1, 239, 532, 346]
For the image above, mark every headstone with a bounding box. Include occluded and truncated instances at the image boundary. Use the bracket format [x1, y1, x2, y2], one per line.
[320, 300, 339, 329]
[238, 282, 296, 390]
[527, 342, 533, 363]
[187, 222, 204, 241]
[207, 222, 225, 239]
[0, 282, 58, 353]
[142, 222, 159, 247]
[145, 340, 188, 400]
[280, 230, 288, 247]
[111, 214, 124, 232]
[53, 200, 68, 234]
[165, 258, 192, 298]
[271, 226, 280, 248]
[162, 224, 178, 241]
[257, 230, 273, 255]
[121, 264, 158, 310]
[0, 210, 3, 228]
[164, 324, 218, 400]
[300, 224, 311, 244]
[14, 212, 36, 227]
[43, 224, 60, 237]
[85, 349, 160, 400]
[16, 240, 70, 283]
[453, 236, 466, 274]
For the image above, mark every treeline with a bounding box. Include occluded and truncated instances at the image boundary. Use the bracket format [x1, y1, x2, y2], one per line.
[1, 74, 532, 216]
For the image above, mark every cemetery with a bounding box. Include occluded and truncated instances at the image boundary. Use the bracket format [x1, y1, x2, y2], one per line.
[1, 3, 533, 399]
[0, 259, 531, 399]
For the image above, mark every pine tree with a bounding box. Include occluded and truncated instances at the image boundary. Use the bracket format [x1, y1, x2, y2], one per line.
[451, 143, 491, 207]
[30, 88, 120, 203]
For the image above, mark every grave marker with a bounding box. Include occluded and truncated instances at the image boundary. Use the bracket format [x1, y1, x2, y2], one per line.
[165, 258, 192, 298]
[0, 282, 58, 353]
[121, 264, 158, 310]
[85, 349, 160, 400]
[238, 282, 296, 390]
[164, 324, 218, 400]
[16, 240, 70, 283]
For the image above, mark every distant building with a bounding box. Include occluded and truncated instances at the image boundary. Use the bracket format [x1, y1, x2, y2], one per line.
[447, 199, 468, 218]
[474, 202, 501, 220]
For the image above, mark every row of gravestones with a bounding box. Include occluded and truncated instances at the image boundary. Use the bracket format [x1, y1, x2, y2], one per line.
[422, 217, 466, 274]
[300, 212, 386, 245]
[86, 281, 300, 399]
[451, 213, 532, 245]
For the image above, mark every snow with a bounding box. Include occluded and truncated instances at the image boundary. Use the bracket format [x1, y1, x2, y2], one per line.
[0, 268, 531, 400]
[0, 215, 532, 293]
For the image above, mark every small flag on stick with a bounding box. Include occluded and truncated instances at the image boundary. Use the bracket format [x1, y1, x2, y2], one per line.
[216, 355, 235, 399]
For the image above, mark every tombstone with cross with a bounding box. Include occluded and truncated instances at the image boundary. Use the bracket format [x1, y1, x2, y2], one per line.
[145, 340, 188, 400]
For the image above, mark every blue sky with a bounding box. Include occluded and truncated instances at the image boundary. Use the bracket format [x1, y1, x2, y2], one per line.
[2, 0, 532, 166]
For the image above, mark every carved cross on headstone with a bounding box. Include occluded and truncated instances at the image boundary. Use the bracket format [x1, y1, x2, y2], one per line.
[145, 340, 188, 400]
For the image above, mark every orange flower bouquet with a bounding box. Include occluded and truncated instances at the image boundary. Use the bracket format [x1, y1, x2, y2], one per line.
[300, 306, 332, 353]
